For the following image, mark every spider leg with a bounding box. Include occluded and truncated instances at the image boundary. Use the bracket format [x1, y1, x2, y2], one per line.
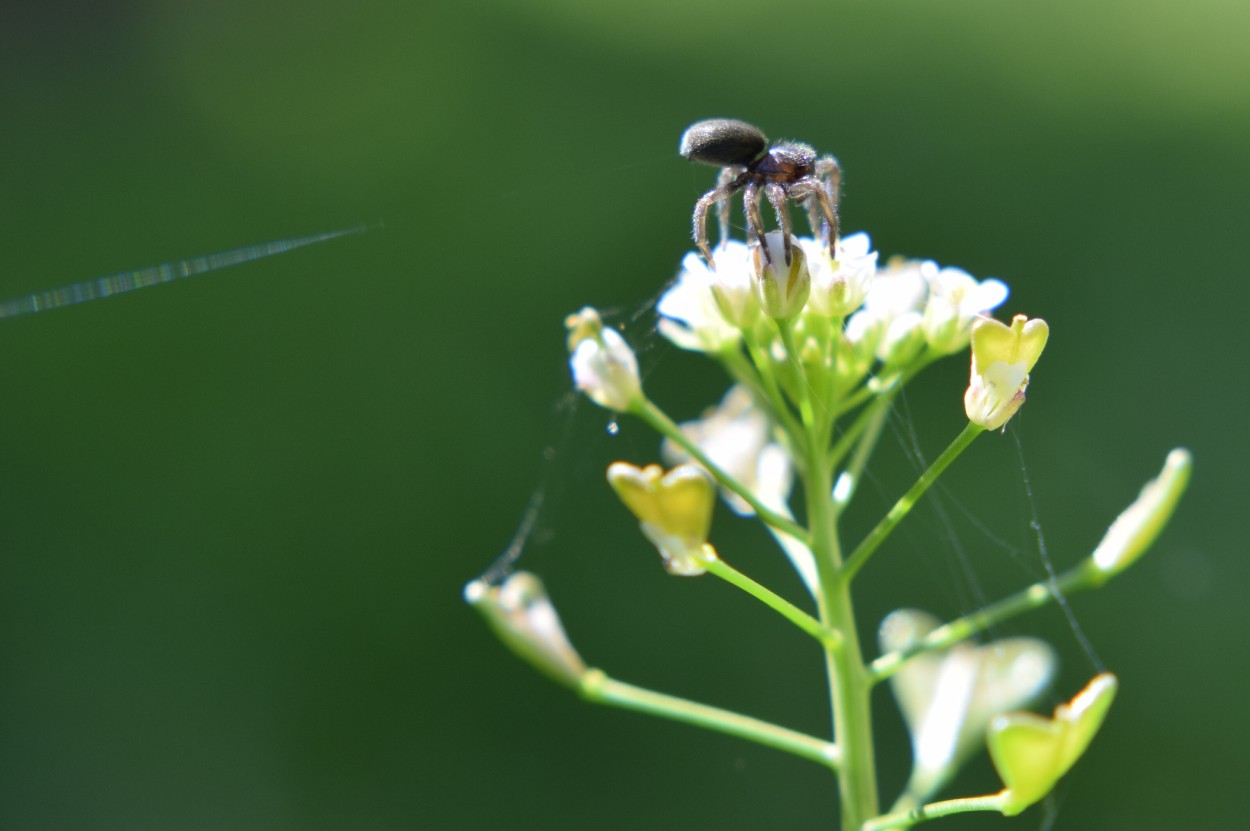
[814, 156, 842, 251]
[804, 194, 822, 248]
[692, 176, 745, 266]
[742, 180, 768, 262]
[763, 182, 794, 264]
[791, 181, 839, 257]
[715, 166, 736, 251]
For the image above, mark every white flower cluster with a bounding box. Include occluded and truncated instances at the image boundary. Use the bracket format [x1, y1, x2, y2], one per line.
[658, 232, 1008, 366]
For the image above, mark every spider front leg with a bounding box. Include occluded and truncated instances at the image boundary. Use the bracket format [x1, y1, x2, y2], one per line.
[763, 182, 795, 264]
[691, 176, 744, 266]
[815, 155, 842, 250]
[804, 194, 823, 250]
[792, 179, 840, 257]
[742, 180, 769, 261]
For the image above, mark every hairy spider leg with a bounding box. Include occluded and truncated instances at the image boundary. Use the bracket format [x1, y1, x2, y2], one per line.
[714, 166, 737, 252]
[763, 182, 795, 264]
[816, 155, 842, 250]
[741, 180, 768, 261]
[804, 193, 823, 252]
[791, 179, 839, 254]
[691, 174, 747, 267]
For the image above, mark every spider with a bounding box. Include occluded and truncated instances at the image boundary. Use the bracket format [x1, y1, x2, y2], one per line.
[679, 118, 841, 267]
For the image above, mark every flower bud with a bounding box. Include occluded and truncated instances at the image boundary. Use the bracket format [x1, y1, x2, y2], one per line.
[607, 462, 716, 575]
[752, 231, 810, 319]
[1091, 448, 1192, 581]
[464, 572, 588, 688]
[964, 314, 1049, 430]
[566, 307, 642, 412]
[988, 673, 1118, 816]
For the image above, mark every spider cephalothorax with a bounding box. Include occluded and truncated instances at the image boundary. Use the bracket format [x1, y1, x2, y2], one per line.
[679, 118, 841, 266]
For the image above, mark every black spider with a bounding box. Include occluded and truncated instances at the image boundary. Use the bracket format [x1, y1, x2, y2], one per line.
[679, 118, 841, 266]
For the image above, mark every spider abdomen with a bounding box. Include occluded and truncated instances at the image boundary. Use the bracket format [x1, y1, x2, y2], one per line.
[679, 118, 769, 168]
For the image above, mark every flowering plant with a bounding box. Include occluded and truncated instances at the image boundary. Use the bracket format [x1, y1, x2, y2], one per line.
[468, 210, 1189, 828]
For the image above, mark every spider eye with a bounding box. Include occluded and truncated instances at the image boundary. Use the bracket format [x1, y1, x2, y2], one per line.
[679, 118, 768, 167]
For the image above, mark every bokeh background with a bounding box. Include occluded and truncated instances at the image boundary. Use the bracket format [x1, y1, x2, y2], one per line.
[0, 1, 1244, 828]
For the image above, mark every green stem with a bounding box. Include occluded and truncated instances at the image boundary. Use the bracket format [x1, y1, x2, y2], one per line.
[862, 795, 1004, 831]
[841, 422, 985, 582]
[633, 396, 809, 543]
[774, 320, 821, 436]
[703, 556, 841, 650]
[717, 345, 771, 410]
[823, 576, 878, 831]
[731, 338, 806, 442]
[778, 317, 880, 831]
[832, 380, 881, 419]
[829, 394, 894, 515]
[579, 669, 840, 769]
[870, 560, 1098, 684]
[827, 394, 888, 473]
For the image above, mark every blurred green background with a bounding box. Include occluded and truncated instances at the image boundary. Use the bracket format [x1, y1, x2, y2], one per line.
[0, 1, 1243, 828]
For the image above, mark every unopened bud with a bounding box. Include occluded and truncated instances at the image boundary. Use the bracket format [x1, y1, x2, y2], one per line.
[1091, 448, 1192, 581]
[566, 307, 642, 412]
[752, 231, 810, 319]
[464, 572, 588, 688]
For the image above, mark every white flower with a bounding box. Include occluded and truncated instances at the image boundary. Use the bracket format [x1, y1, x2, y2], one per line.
[842, 307, 886, 371]
[878, 310, 927, 367]
[706, 241, 760, 330]
[880, 609, 1056, 804]
[864, 257, 932, 319]
[923, 266, 1009, 354]
[657, 246, 750, 353]
[803, 232, 877, 317]
[846, 257, 932, 365]
[566, 307, 642, 412]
